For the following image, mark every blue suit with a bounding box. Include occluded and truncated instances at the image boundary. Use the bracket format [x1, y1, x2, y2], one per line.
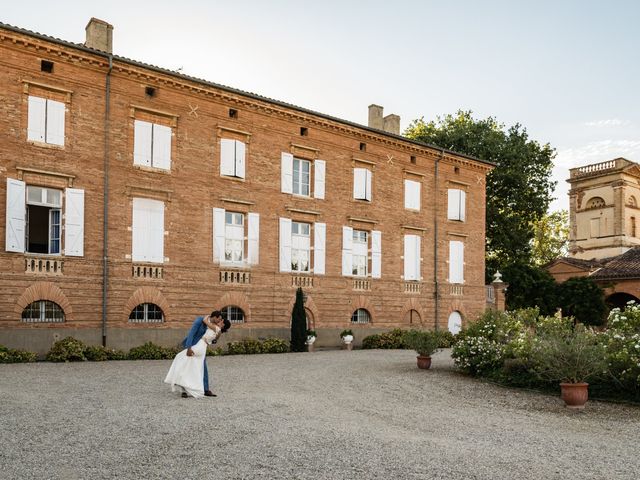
[182, 316, 210, 391]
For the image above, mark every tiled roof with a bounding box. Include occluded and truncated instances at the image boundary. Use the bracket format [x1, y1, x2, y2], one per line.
[0, 21, 495, 167]
[551, 257, 605, 270]
[590, 248, 640, 280]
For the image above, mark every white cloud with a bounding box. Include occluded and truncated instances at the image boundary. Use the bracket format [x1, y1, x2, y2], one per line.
[584, 119, 631, 127]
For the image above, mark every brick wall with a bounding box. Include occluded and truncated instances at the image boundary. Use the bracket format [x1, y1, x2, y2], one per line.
[0, 25, 492, 353]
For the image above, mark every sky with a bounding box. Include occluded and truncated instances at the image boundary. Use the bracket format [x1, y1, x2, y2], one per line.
[3, 0, 639, 212]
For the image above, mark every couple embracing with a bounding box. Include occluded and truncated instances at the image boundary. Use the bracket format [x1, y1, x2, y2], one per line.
[164, 310, 231, 398]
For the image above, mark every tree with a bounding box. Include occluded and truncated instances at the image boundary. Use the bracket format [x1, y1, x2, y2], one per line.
[502, 261, 558, 315]
[558, 277, 607, 326]
[405, 111, 556, 280]
[290, 287, 307, 352]
[531, 210, 569, 266]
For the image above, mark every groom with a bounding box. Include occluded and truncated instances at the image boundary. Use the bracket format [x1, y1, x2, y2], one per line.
[183, 310, 223, 398]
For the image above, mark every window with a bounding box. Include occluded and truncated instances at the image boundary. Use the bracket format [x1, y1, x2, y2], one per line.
[291, 221, 311, 272]
[40, 60, 54, 73]
[590, 218, 601, 238]
[342, 226, 381, 278]
[132, 198, 165, 263]
[631, 217, 636, 237]
[5, 179, 85, 256]
[22, 300, 65, 323]
[281, 153, 325, 199]
[586, 197, 605, 209]
[448, 189, 466, 221]
[448, 311, 462, 334]
[404, 180, 421, 210]
[279, 218, 325, 274]
[410, 156, 416, 165]
[449, 240, 464, 284]
[225, 212, 244, 263]
[213, 208, 259, 265]
[145, 86, 156, 97]
[404, 234, 421, 281]
[220, 139, 246, 178]
[133, 119, 172, 170]
[222, 306, 245, 324]
[229, 108, 238, 119]
[27, 96, 65, 146]
[351, 308, 370, 324]
[353, 168, 372, 201]
[129, 303, 164, 323]
[352, 230, 368, 277]
[300, 127, 308, 136]
[293, 158, 311, 196]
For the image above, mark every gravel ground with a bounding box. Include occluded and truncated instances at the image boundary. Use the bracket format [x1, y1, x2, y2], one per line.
[1, 349, 639, 480]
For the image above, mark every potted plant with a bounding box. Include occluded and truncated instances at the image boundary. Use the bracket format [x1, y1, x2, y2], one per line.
[340, 329, 354, 350]
[305, 329, 317, 352]
[403, 330, 440, 369]
[531, 324, 607, 409]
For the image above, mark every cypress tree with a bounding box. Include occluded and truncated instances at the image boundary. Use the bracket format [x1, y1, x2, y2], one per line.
[290, 287, 307, 352]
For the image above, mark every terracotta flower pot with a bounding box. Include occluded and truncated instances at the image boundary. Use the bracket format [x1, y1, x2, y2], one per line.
[416, 355, 432, 369]
[559, 382, 589, 409]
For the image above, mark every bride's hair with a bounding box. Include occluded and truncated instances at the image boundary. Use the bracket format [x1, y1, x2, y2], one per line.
[221, 319, 231, 333]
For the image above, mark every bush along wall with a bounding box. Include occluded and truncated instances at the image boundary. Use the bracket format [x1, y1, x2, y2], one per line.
[0, 345, 37, 363]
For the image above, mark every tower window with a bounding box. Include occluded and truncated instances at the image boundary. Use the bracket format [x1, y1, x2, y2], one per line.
[145, 86, 156, 97]
[41, 60, 54, 73]
[229, 109, 238, 119]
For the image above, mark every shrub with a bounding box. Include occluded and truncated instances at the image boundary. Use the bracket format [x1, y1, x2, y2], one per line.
[362, 329, 407, 349]
[46, 337, 87, 362]
[602, 303, 640, 395]
[207, 346, 225, 356]
[340, 329, 354, 338]
[403, 330, 440, 357]
[127, 342, 176, 360]
[106, 348, 128, 360]
[261, 338, 289, 354]
[0, 345, 37, 363]
[305, 329, 317, 338]
[558, 277, 608, 326]
[437, 331, 456, 348]
[84, 345, 109, 361]
[531, 324, 608, 383]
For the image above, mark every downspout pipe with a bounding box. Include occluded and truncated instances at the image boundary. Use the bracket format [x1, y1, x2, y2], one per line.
[433, 149, 444, 331]
[102, 53, 113, 346]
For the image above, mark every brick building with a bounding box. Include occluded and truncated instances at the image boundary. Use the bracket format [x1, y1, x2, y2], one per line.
[547, 158, 640, 309]
[0, 19, 493, 354]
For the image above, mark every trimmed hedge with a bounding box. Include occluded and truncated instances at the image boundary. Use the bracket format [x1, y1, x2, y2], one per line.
[226, 337, 289, 355]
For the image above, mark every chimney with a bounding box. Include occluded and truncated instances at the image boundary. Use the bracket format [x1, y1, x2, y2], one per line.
[383, 114, 400, 135]
[85, 18, 113, 53]
[368, 104, 400, 135]
[368, 104, 384, 130]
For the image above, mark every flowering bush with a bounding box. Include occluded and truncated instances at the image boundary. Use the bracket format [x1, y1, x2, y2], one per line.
[362, 329, 408, 349]
[0, 345, 37, 363]
[602, 302, 640, 395]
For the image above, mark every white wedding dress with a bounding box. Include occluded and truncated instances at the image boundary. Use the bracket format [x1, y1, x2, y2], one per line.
[164, 326, 219, 398]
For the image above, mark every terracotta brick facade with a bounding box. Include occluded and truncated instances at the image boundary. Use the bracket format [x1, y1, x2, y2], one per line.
[0, 22, 492, 353]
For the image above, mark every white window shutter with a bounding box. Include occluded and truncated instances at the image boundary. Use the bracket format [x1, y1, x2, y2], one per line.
[235, 141, 246, 179]
[46, 99, 65, 146]
[213, 207, 226, 263]
[5, 178, 26, 253]
[371, 230, 382, 279]
[152, 124, 172, 170]
[342, 226, 353, 276]
[149, 200, 165, 263]
[405, 180, 420, 210]
[27, 96, 46, 143]
[279, 217, 292, 272]
[448, 189, 461, 220]
[414, 235, 421, 281]
[132, 198, 149, 261]
[365, 169, 372, 201]
[314, 222, 326, 274]
[314, 160, 326, 199]
[460, 190, 466, 221]
[248, 212, 260, 265]
[353, 168, 366, 199]
[404, 235, 417, 281]
[449, 240, 464, 283]
[133, 120, 152, 167]
[281, 153, 293, 194]
[220, 139, 235, 176]
[64, 188, 84, 257]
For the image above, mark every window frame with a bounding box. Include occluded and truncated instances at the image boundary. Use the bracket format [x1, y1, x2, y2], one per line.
[21, 300, 65, 323]
[291, 221, 311, 272]
[128, 303, 165, 323]
[292, 158, 311, 197]
[351, 308, 371, 324]
[352, 229, 369, 277]
[224, 211, 245, 264]
[222, 305, 245, 324]
[25, 186, 63, 255]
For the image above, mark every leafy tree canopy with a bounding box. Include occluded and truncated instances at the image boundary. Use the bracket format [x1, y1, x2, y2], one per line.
[531, 210, 569, 266]
[405, 111, 556, 279]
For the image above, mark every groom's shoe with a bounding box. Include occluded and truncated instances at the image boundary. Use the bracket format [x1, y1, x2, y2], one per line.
[204, 390, 217, 397]
[181, 392, 189, 398]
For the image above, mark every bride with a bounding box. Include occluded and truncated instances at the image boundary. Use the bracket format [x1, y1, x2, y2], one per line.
[164, 314, 225, 398]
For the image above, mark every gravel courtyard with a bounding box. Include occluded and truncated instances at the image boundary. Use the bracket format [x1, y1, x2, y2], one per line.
[1, 349, 639, 480]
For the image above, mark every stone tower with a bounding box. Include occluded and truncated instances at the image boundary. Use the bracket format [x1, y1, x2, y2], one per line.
[568, 158, 640, 259]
